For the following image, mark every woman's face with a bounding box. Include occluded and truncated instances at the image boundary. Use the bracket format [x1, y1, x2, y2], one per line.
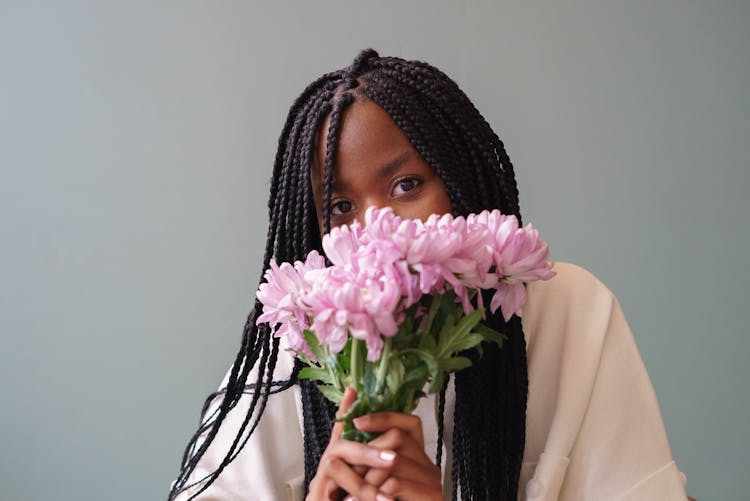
[312, 98, 453, 233]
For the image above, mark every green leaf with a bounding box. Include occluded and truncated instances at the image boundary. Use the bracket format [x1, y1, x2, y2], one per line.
[448, 333, 485, 354]
[418, 329, 437, 351]
[294, 349, 313, 365]
[428, 370, 446, 394]
[337, 338, 352, 372]
[298, 366, 333, 384]
[303, 329, 327, 363]
[403, 362, 429, 385]
[437, 309, 484, 358]
[439, 356, 473, 372]
[317, 384, 343, 404]
[452, 309, 485, 340]
[436, 310, 459, 354]
[474, 323, 507, 348]
[386, 358, 405, 395]
[400, 348, 437, 373]
[363, 362, 377, 394]
[326, 352, 347, 380]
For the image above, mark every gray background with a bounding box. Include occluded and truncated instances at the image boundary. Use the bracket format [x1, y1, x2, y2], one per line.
[1, 1, 747, 500]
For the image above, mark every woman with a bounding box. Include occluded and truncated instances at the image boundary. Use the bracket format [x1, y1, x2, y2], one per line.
[169, 49, 688, 500]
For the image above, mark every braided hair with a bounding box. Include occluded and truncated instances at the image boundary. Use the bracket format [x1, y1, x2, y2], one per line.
[169, 48, 528, 501]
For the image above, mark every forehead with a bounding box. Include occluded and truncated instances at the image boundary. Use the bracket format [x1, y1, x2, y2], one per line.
[313, 98, 415, 180]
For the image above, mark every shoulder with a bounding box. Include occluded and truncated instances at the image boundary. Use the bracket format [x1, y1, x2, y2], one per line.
[521, 261, 618, 347]
[525, 261, 614, 306]
[520, 262, 628, 465]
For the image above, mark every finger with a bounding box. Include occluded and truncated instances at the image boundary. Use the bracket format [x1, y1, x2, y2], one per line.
[383, 453, 441, 486]
[366, 428, 428, 464]
[363, 467, 389, 489]
[363, 454, 442, 490]
[359, 446, 440, 489]
[319, 456, 387, 501]
[353, 412, 425, 448]
[364, 432, 441, 488]
[326, 439, 398, 470]
[379, 475, 444, 500]
[331, 386, 358, 440]
[306, 473, 340, 501]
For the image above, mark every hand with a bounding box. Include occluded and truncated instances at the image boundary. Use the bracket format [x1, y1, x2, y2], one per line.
[306, 387, 397, 501]
[349, 412, 444, 501]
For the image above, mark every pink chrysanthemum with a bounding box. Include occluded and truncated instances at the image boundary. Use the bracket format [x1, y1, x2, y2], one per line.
[256, 206, 555, 359]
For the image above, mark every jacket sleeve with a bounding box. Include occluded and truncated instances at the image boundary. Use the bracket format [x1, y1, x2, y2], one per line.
[557, 273, 688, 499]
[520, 262, 688, 500]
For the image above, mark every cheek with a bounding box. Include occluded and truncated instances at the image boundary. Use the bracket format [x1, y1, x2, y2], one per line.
[427, 179, 453, 214]
[399, 185, 452, 221]
[435, 188, 453, 213]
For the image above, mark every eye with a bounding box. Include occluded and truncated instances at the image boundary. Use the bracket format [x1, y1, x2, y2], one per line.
[392, 177, 422, 196]
[331, 199, 354, 216]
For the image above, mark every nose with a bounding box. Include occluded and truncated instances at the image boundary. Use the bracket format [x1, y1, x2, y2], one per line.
[354, 212, 367, 228]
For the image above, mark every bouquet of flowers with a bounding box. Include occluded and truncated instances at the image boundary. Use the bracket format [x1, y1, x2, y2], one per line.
[256, 206, 554, 442]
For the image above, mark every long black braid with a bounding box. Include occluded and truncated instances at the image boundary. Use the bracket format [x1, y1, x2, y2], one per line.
[169, 48, 528, 501]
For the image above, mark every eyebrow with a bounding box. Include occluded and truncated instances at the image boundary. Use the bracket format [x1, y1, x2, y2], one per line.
[332, 151, 412, 191]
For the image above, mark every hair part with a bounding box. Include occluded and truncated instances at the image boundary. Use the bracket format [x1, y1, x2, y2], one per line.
[169, 48, 528, 501]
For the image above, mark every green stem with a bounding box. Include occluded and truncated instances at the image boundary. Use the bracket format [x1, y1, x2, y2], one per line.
[350, 338, 363, 392]
[425, 294, 442, 333]
[419, 294, 444, 348]
[375, 336, 392, 393]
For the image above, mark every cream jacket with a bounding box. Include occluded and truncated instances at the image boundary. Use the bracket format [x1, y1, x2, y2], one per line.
[174, 262, 688, 500]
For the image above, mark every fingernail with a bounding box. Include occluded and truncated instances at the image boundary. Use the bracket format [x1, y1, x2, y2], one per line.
[353, 415, 369, 425]
[379, 450, 396, 462]
[376, 494, 393, 501]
